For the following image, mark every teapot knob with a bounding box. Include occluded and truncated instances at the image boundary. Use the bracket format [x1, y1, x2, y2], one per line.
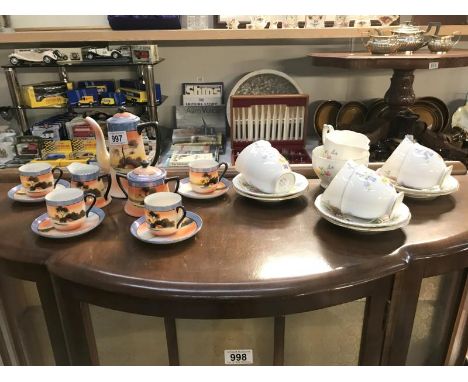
[141, 160, 149, 168]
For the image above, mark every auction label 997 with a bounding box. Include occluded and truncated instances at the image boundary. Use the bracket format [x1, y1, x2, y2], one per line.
[224, 349, 253, 365]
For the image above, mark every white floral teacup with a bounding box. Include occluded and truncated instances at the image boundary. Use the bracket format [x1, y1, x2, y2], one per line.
[323, 161, 403, 220]
[312, 145, 369, 188]
[381, 137, 452, 189]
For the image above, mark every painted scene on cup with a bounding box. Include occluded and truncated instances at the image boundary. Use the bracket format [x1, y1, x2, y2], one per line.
[20, 173, 54, 196]
[190, 170, 219, 192]
[47, 201, 86, 230]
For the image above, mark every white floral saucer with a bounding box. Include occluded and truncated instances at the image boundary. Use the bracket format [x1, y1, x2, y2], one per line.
[130, 211, 202, 244]
[393, 176, 459, 200]
[376, 169, 459, 200]
[233, 172, 309, 198]
[31, 207, 105, 238]
[178, 178, 231, 200]
[314, 194, 411, 232]
[235, 186, 307, 202]
[8, 179, 70, 203]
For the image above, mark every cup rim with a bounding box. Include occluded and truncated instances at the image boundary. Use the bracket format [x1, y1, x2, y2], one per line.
[19, 162, 52, 176]
[144, 192, 181, 211]
[45, 188, 83, 206]
[189, 159, 219, 172]
[69, 164, 100, 181]
[313, 145, 369, 161]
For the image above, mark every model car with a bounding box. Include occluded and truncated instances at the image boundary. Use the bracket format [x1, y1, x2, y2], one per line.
[100, 97, 115, 106]
[78, 96, 96, 106]
[8, 49, 64, 65]
[84, 47, 123, 60]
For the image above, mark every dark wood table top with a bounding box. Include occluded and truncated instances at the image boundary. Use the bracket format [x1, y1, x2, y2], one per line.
[1, 174, 466, 302]
[308, 50, 468, 70]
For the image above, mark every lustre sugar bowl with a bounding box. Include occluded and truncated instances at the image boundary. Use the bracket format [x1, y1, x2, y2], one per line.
[117, 160, 180, 217]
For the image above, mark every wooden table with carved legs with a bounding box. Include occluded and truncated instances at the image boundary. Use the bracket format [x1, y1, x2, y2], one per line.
[0, 178, 70, 366]
[45, 176, 468, 366]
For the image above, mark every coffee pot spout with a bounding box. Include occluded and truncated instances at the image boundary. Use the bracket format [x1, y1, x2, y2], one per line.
[85, 117, 111, 174]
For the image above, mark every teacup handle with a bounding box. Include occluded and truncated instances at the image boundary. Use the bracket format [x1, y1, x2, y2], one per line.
[51, 167, 63, 188]
[389, 192, 405, 220]
[176, 205, 187, 229]
[438, 165, 453, 187]
[217, 162, 229, 181]
[84, 193, 97, 217]
[115, 173, 128, 199]
[98, 173, 112, 201]
[165, 176, 180, 193]
[322, 124, 334, 145]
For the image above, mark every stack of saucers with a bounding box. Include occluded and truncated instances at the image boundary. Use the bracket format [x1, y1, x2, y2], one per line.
[378, 137, 459, 200]
[315, 160, 411, 233]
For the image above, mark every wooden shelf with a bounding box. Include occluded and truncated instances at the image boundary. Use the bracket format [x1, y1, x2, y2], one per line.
[308, 50, 468, 70]
[0, 25, 467, 46]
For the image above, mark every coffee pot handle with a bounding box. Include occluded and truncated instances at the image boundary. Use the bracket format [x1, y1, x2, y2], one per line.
[98, 173, 112, 201]
[137, 121, 161, 167]
[51, 167, 63, 188]
[322, 124, 334, 145]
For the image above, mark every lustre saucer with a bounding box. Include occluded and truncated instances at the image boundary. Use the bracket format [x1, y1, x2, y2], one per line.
[31, 207, 105, 238]
[314, 194, 411, 232]
[233, 172, 309, 198]
[178, 178, 232, 200]
[130, 211, 202, 244]
[8, 179, 70, 203]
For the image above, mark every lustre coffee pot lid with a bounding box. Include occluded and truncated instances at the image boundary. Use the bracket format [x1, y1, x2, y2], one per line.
[106, 107, 140, 131]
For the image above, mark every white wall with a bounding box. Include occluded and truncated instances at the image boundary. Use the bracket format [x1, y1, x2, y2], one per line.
[9, 15, 109, 29]
[1, 39, 467, 137]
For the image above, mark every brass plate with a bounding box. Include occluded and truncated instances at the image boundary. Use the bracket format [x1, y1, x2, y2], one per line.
[366, 98, 387, 122]
[419, 96, 449, 132]
[314, 100, 342, 136]
[336, 101, 367, 129]
[409, 100, 444, 132]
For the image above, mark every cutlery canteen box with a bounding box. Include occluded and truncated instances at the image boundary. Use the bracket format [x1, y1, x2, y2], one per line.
[230, 94, 311, 164]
